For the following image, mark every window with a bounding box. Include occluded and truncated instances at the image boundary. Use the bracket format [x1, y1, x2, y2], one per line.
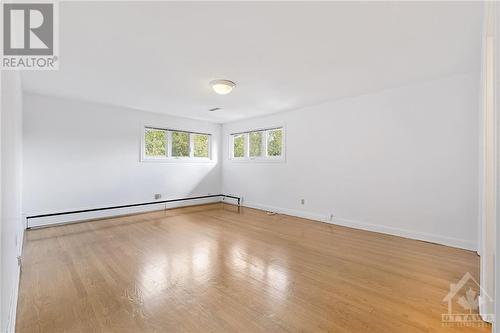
[230, 127, 284, 161]
[145, 128, 167, 158]
[142, 127, 211, 161]
[267, 128, 282, 157]
[249, 131, 263, 157]
[233, 134, 245, 158]
[193, 134, 209, 158]
[172, 131, 190, 157]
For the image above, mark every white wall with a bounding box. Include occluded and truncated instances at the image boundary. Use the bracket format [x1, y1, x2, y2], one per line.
[1, 71, 24, 332]
[23, 72, 481, 249]
[222, 72, 480, 250]
[478, 2, 496, 321]
[23, 93, 222, 227]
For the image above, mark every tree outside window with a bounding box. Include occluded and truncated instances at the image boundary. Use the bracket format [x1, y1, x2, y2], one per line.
[172, 131, 190, 157]
[193, 134, 209, 158]
[233, 135, 244, 157]
[145, 128, 167, 157]
[267, 129, 282, 157]
[249, 131, 263, 157]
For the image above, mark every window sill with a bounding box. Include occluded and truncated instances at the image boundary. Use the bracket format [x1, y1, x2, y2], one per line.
[141, 157, 215, 164]
[229, 157, 286, 163]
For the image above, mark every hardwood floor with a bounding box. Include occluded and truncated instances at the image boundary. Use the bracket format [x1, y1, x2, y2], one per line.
[16, 203, 490, 332]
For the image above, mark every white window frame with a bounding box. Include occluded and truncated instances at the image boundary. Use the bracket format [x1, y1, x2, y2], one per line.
[191, 132, 212, 159]
[141, 126, 212, 163]
[265, 128, 285, 161]
[229, 126, 285, 162]
[248, 130, 266, 160]
[170, 130, 192, 159]
[143, 127, 169, 160]
[231, 133, 247, 159]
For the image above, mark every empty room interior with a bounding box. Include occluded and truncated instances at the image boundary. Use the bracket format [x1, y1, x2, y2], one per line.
[2, 1, 500, 332]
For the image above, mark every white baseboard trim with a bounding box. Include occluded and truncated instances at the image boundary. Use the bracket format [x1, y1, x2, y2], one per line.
[7, 263, 21, 333]
[331, 216, 477, 251]
[242, 201, 477, 251]
[26, 197, 222, 228]
[243, 201, 327, 222]
[6, 226, 24, 333]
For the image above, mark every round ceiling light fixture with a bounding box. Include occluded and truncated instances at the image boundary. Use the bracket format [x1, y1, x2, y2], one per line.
[210, 79, 236, 95]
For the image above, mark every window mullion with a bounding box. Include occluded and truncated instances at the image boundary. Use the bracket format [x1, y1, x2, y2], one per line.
[245, 133, 250, 158]
[260, 131, 265, 159]
[231, 135, 234, 158]
[189, 133, 194, 158]
[264, 130, 269, 158]
[208, 136, 211, 159]
[167, 131, 172, 158]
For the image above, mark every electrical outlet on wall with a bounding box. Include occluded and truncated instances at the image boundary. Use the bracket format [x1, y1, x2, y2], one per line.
[328, 213, 334, 221]
[154, 193, 162, 200]
[300, 199, 305, 205]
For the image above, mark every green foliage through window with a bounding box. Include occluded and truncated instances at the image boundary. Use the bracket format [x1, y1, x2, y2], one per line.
[233, 135, 244, 158]
[249, 132, 263, 157]
[267, 129, 282, 157]
[193, 134, 209, 158]
[231, 128, 283, 159]
[144, 127, 212, 160]
[145, 128, 167, 157]
[172, 131, 190, 157]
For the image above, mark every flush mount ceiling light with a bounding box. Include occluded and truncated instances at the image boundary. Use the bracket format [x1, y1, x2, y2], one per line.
[210, 79, 236, 95]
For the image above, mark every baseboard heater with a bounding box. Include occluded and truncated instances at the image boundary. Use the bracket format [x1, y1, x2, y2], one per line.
[25, 194, 241, 229]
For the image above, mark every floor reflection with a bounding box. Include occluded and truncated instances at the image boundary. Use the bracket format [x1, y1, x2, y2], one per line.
[140, 254, 169, 299]
[139, 240, 218, 305]
[229, 243, 290, 302]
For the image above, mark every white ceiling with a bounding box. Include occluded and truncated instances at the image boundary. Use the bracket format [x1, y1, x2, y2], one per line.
[22, 1, 484, 123]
